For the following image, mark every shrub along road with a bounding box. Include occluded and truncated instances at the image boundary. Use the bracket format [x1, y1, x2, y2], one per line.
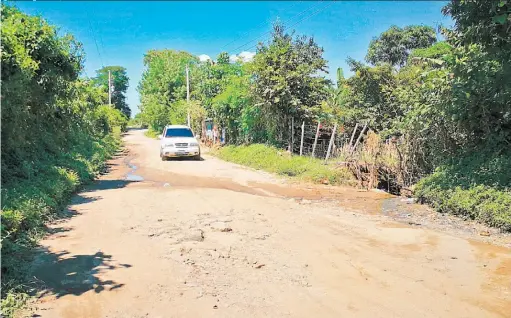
[30, 129, 510, 318]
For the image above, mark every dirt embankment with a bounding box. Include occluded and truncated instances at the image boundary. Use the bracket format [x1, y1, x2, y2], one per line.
[28, 129, 511, 318]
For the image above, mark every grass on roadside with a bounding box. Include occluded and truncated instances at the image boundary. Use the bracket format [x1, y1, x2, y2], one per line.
[213, 144, 357, 186]
[144, 128, 160, 139]
[0, 130, 122, 317]
[415, 149, 511, 231]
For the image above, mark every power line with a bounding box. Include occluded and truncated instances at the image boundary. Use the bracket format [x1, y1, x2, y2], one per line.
[229, 1, 325, 54]
[230, 0, 335, 54]
[241, 0, 337, 53]
[97, 23, 108, 65]
[218, 1, 312, 53]
[86, 10, 104, 68]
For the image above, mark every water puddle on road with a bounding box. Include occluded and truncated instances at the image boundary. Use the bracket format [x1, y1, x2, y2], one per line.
[248, 181, 393, 213]
[122, 154, 398, 213]
[133, 167, 271, 196]
[120, 156, 511, 253]
[124, 158, 145, 182]
[126, 174, 144, 182]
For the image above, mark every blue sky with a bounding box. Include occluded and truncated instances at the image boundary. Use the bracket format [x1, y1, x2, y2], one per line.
[15, 1, 452, 117]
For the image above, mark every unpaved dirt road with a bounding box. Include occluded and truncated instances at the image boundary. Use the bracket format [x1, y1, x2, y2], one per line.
[31, 129, 511, 318]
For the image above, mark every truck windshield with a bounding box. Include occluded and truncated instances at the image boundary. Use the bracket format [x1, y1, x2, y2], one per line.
[165, 128, 194, 138]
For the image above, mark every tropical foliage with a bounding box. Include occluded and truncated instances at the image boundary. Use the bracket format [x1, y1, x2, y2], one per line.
[137, 50, 198, 133]
[1, 5, 127, 314]
[93, 66, 131, 118]
[251, 23, 330, 146]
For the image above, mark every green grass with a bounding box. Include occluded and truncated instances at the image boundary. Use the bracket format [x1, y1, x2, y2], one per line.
[144, 128, 160, 139]
[0, 130, 122, 317]
[216, 144, 511, 232]
[415, 149, 511, 231]
[213, 144, 357, 186]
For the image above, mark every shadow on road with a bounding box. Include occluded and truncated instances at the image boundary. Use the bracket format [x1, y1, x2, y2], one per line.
[165, 156, 205, 162]
[31, 249, 131, 299]
[32, 178, 135, 300]
[87, 179, 135, 191]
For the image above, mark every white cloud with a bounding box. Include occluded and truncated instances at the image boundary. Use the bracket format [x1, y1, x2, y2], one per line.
[228, 51, 256, 63]
[229, 54, 239, 63]
[198, 54, 211, 62]
[238, 51, 256, 62]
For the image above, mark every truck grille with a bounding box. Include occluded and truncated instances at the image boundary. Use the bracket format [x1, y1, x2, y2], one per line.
[175, 143, 188, 148]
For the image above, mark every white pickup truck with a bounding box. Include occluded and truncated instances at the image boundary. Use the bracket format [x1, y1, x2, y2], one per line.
[159, 125, 201, 161]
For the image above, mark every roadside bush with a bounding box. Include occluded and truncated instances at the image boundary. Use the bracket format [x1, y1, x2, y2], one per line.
[215, 144, 356, 186]
[144, 128, 160, 139]
[1, 5, 125, 314]
[128, 113, 148, 128]
[415, 149, 511, 230]
[0, 132, 121, 314]
[93, 105, 129, 133]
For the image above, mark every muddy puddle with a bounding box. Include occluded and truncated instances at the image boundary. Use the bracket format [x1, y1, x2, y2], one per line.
[121, 155, 511, 251]
[126, 163, 144, 182]
[120, 155, 467, 226]
[123, 156, 272, 196]
[122, 155, 396, 216]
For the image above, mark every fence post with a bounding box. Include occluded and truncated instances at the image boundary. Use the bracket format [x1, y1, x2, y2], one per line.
[311, 121, 321, 158]
[290, 117, 294, 153]
[350, 122, 368, 155]
[349, 123, 359, 150]
[325, 123, 337, 162]
[300, 121, 305, 156]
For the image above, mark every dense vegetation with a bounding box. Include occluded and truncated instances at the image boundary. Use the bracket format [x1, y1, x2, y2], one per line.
[1, 5, 129, 315]
[94, 66, 131, 118]
[137, 0, 511, 230]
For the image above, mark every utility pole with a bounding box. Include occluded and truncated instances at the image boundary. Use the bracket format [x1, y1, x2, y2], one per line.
[186, 64, 191, 127]
[108, 70, 112, 107]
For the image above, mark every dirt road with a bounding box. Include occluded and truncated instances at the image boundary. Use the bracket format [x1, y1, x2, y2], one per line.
[31, 129, 511, 318]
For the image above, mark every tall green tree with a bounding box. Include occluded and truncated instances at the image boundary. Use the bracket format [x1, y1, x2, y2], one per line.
[443, 0, 510, 54]
[137, 50, 198, 131]
[441, 0, 511, 148]
[211, 63, 254, 143]
[94, 66, 130, 118]
[192, 55, 244, 115]
[252, 22, 329, 145]
[366, 25, 437, 67]
[343, 59, 398, 133]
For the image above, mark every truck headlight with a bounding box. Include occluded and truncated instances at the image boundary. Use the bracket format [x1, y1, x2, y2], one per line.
[189, 142, 199, 147]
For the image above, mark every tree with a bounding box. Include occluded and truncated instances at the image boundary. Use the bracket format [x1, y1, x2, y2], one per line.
[366, 25, 437, 67]
[408, 41, 453, 66]
[137, 50, 198, 131]
[443, 0, 510, 54]
[1, 4, 83, 179]
[252, 22, 329, 145]
[343, 59, 398, 134]
[211, 63, 253, 143]
[93, 66, 130, 118]
[441, 0, 511, 148]
[1, 6, 128, 305]
[217, 52, 230, 65]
